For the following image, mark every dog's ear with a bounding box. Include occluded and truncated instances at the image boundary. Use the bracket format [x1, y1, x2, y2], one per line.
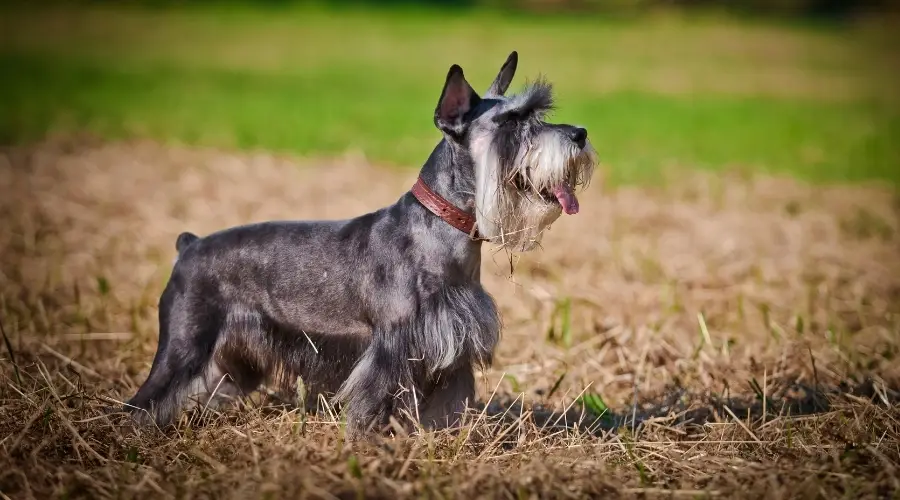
[486, 51, 518, 97]
[434, 64, 481, 138]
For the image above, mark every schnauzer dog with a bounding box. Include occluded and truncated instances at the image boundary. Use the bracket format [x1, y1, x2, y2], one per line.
[123, 51, 598, 437]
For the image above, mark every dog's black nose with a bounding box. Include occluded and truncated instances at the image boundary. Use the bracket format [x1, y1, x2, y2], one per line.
[569, 127, 587, 148]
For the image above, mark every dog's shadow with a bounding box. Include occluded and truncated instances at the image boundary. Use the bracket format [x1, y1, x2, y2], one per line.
[125, 377, 896, 440]
[471, 377, 899, 437]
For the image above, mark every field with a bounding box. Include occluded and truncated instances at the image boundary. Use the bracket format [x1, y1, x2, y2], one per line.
[1, 3, 900, 499]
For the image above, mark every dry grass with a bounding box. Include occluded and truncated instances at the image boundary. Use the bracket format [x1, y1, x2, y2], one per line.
[1, 137, 899, 499]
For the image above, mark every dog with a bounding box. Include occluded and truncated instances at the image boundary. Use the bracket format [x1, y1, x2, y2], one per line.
[122, 51, 598, 438]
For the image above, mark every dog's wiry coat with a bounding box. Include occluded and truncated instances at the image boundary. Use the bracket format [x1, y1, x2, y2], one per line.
[123, 51, 598, 437]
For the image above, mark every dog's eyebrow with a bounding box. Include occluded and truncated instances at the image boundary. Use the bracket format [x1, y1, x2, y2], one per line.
[503, 79, 554, 117]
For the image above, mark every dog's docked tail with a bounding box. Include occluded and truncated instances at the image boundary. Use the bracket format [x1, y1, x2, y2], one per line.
[175, 232, 199, 254]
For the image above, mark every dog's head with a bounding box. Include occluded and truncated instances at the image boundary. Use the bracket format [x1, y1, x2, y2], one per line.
[434, 51, 598, 252]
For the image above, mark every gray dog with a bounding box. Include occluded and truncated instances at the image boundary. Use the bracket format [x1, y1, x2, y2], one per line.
[123, 51, 598, 438]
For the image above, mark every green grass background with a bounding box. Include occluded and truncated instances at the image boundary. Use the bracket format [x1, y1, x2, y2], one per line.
[1, 4, 898, 184]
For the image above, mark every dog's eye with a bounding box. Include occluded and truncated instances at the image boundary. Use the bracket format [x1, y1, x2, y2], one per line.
[492, 110, 523, 125]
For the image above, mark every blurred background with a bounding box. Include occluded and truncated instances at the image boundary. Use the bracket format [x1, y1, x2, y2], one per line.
[1, 0, 898, 185]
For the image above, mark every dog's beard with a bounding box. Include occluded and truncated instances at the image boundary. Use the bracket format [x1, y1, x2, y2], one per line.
[473, 132, 597, 252]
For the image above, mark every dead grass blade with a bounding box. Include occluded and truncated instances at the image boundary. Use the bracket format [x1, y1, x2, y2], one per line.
[40, 343, 102, 379]
[0, 318, 21, 385]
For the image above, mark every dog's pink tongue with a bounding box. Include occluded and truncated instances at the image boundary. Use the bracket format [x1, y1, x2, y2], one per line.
[552, 184, 579, 215]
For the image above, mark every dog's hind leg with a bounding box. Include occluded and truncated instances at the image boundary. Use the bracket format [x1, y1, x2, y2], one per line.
[124, 281, 224, 427]
[419, 362, 475, 431]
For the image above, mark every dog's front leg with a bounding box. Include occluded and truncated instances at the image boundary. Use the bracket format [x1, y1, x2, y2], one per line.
[334, 330, 423, 439]
[419, 362, 475, 431]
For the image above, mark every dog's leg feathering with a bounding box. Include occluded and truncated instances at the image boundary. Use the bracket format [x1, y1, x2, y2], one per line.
[334, 331, 423, 439]
[335, 285, 500, 437]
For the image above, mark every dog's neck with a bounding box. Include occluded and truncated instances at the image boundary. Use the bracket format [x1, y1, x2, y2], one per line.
[417, 139, 477, 218]
[405, 139, 481, 281]
[412, 139, 483, 280]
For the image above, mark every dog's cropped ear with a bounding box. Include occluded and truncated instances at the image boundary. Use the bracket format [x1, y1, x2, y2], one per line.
[434, 64, 481, 138]
[486, 51, 518, 97]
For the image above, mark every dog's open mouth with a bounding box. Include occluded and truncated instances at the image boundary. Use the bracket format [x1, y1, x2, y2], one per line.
[540, 184, 579, 215]
[511, 175, 580, 215]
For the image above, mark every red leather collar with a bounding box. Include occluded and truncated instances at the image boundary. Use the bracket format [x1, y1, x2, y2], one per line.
[410, 176, 483, 240]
